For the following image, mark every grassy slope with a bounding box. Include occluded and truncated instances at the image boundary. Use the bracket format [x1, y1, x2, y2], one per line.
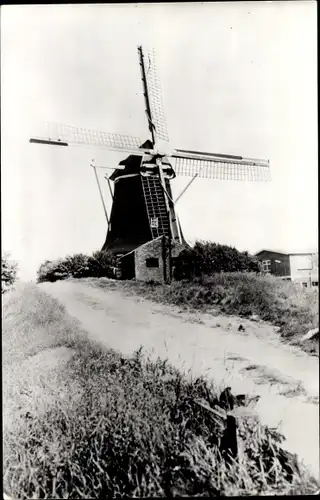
[85, 273, 319, 355]
[3, 283, 87, 366]
[3, 283, 319, 498]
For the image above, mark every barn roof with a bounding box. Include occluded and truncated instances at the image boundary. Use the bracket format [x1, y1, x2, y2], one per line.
[255, 249, 289, 257]
[255, 249, 318, 257]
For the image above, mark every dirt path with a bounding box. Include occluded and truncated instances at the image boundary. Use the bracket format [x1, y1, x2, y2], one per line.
[40, 279, 319, 478]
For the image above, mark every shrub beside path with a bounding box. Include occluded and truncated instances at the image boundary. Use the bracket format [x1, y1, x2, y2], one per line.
[40, 279, 319, 479]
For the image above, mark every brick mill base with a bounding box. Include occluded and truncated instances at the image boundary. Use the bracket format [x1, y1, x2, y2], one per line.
[120, 236, 185, 283]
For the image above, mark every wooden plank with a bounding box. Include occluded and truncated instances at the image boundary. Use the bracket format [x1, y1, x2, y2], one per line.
[29, 137, 68, 147]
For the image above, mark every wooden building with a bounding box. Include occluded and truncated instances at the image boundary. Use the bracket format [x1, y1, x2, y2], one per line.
[255, 249, 318, 288]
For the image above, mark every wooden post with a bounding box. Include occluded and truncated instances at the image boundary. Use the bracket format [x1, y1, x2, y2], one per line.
[192, 398, 241, 463]
[221, 415, 238, 462]
[162, 236, 167, 284]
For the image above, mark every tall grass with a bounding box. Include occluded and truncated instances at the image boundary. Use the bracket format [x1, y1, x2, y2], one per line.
[4, 343, 318, 498]
[3, 284, 319, 498]
[2, 283, 87, 366]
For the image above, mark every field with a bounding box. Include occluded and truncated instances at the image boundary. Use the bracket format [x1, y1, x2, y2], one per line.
[3, 283, 319, 498]
[86, 272, 319, 355]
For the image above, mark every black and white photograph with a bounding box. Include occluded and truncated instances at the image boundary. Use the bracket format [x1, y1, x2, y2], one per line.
[2, 2, 318, 497]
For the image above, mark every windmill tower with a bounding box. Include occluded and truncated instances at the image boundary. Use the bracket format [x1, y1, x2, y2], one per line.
[29, 45, 271, 283]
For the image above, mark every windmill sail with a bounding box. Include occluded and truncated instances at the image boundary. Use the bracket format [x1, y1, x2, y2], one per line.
[138, 47, 169, 144]
[172, 149, 271, 181]
[29, 122, 150, 156]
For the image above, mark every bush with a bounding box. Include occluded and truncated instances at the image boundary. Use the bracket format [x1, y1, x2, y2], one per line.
[89, 250, 119, 277]
[174, 241, 260, 280]
[37, 251, 119, 283]
[2, 252, 18, 293]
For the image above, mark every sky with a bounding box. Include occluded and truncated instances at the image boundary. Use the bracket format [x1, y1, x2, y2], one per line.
[1, 2, 318, 281]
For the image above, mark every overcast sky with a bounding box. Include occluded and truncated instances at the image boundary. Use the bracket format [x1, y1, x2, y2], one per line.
[1, 2, 317, 280]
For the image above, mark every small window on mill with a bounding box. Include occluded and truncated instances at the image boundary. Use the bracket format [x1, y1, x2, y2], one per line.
[146, 257, 159, 268]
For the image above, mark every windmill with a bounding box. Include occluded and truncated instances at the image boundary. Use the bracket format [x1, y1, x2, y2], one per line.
[29, 45, 271, 282]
